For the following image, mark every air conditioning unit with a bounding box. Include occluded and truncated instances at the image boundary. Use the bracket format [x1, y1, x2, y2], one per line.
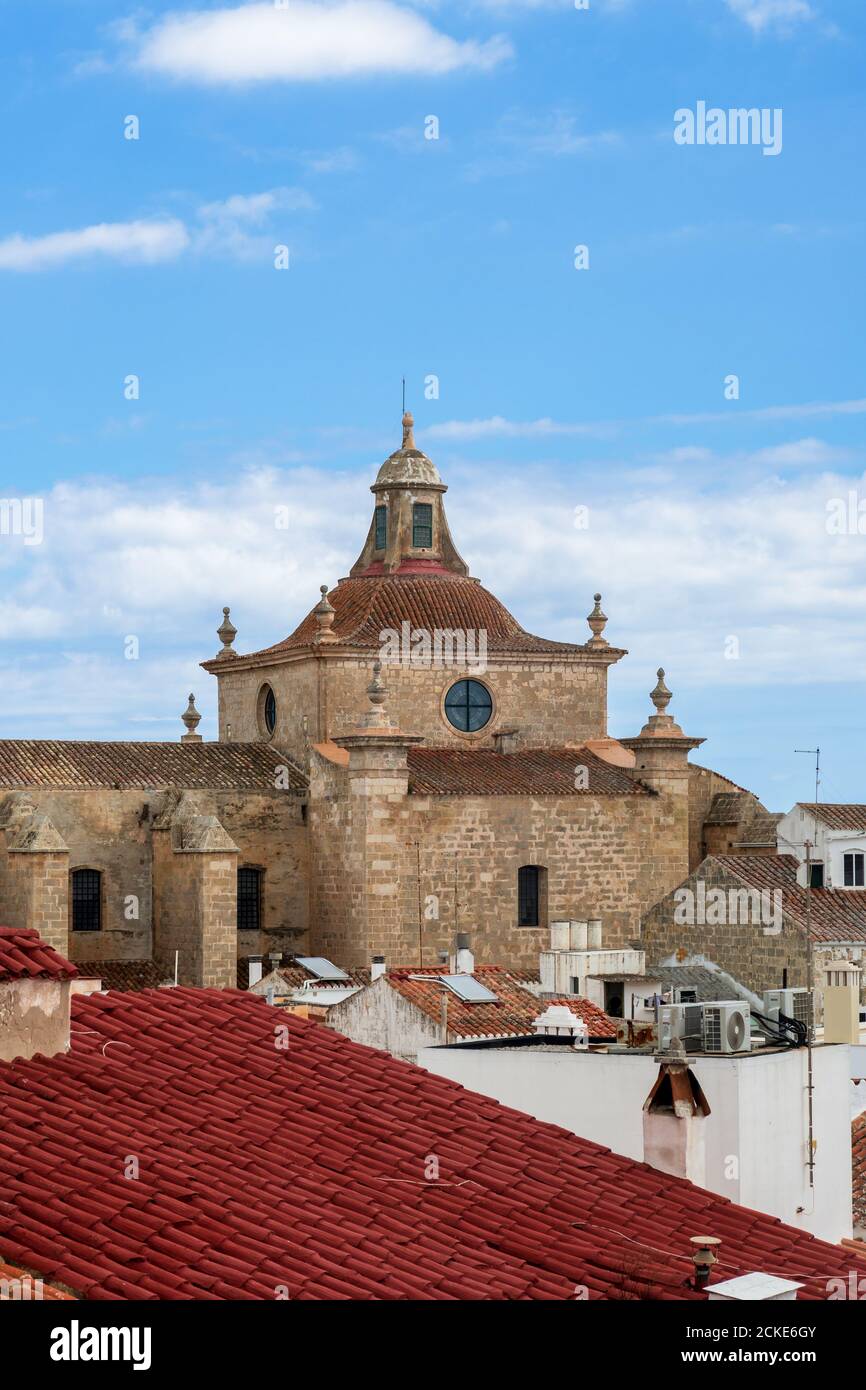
[702, 1002, 751, 1054]
[658, 1003, 703, 1051]
[763, 988, 813, 1031]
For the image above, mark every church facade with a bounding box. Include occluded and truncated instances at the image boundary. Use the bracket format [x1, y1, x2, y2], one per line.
[0, 414, 759, 986]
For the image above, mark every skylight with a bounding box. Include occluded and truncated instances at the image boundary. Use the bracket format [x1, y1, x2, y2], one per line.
[441, 974, 498, 1004]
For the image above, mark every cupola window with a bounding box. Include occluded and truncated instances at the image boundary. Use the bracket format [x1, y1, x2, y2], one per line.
[374, 505, 387, 551]
[444, 678, 492, 733]
[412, 502, 433, 549]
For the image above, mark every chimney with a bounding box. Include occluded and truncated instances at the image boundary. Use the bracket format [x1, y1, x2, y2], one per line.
[492, 729, 519, 754]
[689, 1237, 721, 1291]
[569, 921, 588, 949]
[823, 960, 861, 1045]
[0, 928, 76, 1063]
[550, 922, 570, 951]
[455, 933, 474, 975]
[268, 952, 281, 975]
[642, 1038, 711, 1187]
[371, 954, 386, 981]
[531, 1004, 589, 1048]
[248, 955, 263, 988]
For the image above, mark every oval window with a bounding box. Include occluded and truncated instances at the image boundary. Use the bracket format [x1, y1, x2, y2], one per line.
[262, 685, 276, 736]
[444, 678, 492, 733]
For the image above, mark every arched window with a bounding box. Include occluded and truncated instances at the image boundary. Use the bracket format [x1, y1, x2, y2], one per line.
[518, 864, 547, 928]
[444, 678, 492, 733]
[412, 502, 433, 548]
[259, 684, 276, 738]
[238, 867, 263, 932]
[72, 868, 102, 932]
[843, 851, 865, 888]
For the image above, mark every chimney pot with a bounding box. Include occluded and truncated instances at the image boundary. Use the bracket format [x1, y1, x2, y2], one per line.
[455, 935, 474, 975]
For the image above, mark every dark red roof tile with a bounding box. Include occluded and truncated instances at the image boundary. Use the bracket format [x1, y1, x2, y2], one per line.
[0, 928, 76, 981]
[408, 746, 648, 798]
[0, 986, 856, 1300]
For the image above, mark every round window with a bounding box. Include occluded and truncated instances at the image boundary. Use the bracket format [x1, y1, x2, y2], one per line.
[444, 679, 492, 733]
[262, 685, 276, 736]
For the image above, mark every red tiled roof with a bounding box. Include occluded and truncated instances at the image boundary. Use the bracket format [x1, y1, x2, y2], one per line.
[408, 747, 649, 797]
[0, 741, 307, 792]
[385, 965, 617, 1039]
[708, 854, 866, 943]
[230, 574, 616, 663]
[854, 1113, 866, 1230]
[0, 986, 857, 1301]
[74, 960, 173, 992]
[0, 928, 76, 982]
[0, 1261, 75, 1300]
[799, 804, 866, 831]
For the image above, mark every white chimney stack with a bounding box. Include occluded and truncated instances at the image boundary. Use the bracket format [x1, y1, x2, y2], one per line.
[642, 1040, 710, 1187]
[570, 921, 588, 950]
[455, 934, 474, 975]
[371, 955, 386, 981]
[549, 922, 570, 950]
[531, 1004, 588, 1048]
[248, 955, 263, 988]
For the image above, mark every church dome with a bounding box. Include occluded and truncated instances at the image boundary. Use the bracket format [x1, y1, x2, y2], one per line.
[253, 573, 587, 658]
[373, 411, 442, 489]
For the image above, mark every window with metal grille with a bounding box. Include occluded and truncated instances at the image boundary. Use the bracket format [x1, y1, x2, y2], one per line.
[374, 505, 387, 550]
[237, 867, 263, 932]
[412, 502, 433, 548]
[444, 678, 492, 733]
[844, 852, 865, 887]
[518, 865, 540, 927]
[71, 869, 101, 932]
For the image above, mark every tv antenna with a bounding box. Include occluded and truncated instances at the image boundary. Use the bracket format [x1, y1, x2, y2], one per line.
[795, 747, 820, 804]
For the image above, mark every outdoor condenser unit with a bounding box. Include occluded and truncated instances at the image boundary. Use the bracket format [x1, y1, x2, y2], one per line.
[658, 1002, 704, 1051]
[702, 1002, 751, 1054]
[763, 988, 813, 1031]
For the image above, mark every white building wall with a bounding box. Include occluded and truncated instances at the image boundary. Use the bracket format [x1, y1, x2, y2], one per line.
[419, 1043, 852, 1244]
[778, 805, 866, 889]
[326, 976, 441, 1061]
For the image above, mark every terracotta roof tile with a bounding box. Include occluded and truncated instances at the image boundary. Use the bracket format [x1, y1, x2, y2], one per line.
[709, 854, 866, 943]
[385, 965, 617, 1039]
[408, 746, 649, 797]
[0, 985, 857, 1300]
[0, 928, 76, 981]
[74, 959, 173, 992]
[799, 804, 866, 831]
[232, 574, 619, 662]
[853, 1113, 866, 1229]
[0, 741, 306, 792]
[0, 1261, 76, 1299]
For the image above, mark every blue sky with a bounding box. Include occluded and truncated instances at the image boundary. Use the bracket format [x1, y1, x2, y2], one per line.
[1, 0, 865, 810]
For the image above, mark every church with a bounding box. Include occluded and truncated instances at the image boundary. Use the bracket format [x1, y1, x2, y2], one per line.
[0, 413, 768, 987]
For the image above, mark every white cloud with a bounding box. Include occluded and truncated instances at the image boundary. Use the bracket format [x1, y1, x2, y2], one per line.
[725, 0, 817, 33]
[0, 188, 314, 272]
[130, 1, 512, 84]
[0, 219, 189, 272]
[427, 416, 611, 440]
[429, 400, 866, 441]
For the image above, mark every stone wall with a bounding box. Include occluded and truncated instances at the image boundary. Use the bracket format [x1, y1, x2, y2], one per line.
[640, 858, 809, 995]
[216, 651, 611, 761]
[309, 751, 691, 972]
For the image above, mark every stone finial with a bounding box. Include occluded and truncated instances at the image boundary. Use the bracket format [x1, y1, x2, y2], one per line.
[216, 606, 238, 659]
[650, 668, 672, 716]
[181, 693, 202, 743]
[360, 659, 392, 729]
[313, 583, 337, 644]
[401, 410, 415, 449]
[586, 593, 608, 647]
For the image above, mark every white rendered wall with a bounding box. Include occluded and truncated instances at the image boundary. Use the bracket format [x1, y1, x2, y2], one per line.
[420, 1043, 852, 1244]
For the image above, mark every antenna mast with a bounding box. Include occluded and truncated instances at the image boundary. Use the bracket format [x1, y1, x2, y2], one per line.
[795, 746, 820, 805]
